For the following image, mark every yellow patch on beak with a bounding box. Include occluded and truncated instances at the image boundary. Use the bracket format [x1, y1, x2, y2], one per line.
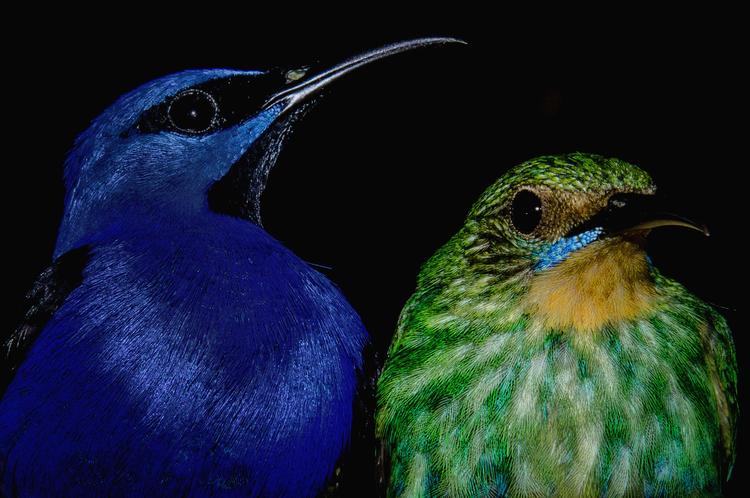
[524, 237, 656, 332]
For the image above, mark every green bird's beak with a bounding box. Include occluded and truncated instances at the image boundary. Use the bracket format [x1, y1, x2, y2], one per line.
[571, 193, 710, 237]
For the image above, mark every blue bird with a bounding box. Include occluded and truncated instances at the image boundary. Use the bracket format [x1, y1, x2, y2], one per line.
[0, 38, 459, 497]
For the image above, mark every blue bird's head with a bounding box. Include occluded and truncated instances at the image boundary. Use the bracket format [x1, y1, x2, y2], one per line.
[55, 38, 461, 257]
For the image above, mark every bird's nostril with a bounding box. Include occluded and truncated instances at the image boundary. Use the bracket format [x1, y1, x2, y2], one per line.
[285, 68, 309, 84]
[607, 192, 636, 209]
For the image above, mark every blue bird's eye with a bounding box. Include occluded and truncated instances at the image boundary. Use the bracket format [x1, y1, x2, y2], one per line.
[511, 189, 543, 234]
[167, 89, 219, 134]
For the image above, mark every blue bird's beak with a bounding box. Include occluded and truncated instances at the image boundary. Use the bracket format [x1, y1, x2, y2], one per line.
[209, 37, 465, 225]
[261, 37, 465, 117]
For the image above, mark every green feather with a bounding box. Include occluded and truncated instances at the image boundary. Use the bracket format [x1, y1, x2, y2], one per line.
[376, 153, 737, 497]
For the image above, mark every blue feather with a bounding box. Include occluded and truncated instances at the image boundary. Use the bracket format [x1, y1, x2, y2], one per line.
[2, 216, 367, 496]
[1, 68, 369, 497]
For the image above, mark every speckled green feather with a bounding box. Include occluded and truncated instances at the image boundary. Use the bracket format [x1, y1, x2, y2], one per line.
[376, 153, 737, 497]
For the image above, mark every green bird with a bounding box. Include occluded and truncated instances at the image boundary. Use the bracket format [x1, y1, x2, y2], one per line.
[376, 153, 737, 497]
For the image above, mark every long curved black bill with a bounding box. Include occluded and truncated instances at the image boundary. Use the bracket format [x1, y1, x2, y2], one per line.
[209, 37, 465, 227]
[262, 37, 466, 116]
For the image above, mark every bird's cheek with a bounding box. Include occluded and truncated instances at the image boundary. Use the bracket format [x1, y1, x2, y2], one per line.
[204, 108, 284, 181]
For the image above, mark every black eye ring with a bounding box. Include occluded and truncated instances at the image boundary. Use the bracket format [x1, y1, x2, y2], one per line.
[167, 89, 219, 134]
[511, 189, 543, 235]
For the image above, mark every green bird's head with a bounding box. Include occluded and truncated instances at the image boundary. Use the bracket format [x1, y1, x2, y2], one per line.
[425, 152, 706, 333]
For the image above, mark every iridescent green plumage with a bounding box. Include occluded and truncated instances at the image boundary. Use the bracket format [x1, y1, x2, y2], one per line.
[376, 153, 737, 497]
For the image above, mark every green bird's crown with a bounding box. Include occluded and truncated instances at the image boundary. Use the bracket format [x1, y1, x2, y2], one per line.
[377, 153, 737, 497]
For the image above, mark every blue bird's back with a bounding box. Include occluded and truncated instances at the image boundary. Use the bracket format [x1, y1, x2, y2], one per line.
[1, 216, 367, 497]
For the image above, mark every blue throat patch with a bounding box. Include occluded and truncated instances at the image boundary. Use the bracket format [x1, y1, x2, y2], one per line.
[534, 228, 603, 270]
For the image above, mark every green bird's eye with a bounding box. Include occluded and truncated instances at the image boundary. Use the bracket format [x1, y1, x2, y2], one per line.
[511, 189, 543, 234]
[168, 89, 219, 134]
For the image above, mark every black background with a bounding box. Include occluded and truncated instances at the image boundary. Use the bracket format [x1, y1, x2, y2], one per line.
[5, 21, 745, 495]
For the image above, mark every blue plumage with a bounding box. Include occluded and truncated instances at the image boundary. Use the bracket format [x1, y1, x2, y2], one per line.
[1, 67, 368, 496]
[55, 69, 277, 257]
[1, 39, 460, 496]
[2, 66, 361, 497]
[2, 216, 366, 496]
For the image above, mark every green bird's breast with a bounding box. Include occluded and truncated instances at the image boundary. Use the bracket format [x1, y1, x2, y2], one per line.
[377, 267, 735, 497]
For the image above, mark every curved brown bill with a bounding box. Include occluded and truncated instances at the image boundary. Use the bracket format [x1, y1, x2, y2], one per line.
[569, 193, 710, 237]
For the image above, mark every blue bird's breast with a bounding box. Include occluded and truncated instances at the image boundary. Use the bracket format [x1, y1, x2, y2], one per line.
[0, 217, 368, 497]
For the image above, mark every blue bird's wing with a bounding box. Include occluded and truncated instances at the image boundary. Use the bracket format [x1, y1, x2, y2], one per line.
[1, 247, 89, 396]
[321, 342, 385, 498]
